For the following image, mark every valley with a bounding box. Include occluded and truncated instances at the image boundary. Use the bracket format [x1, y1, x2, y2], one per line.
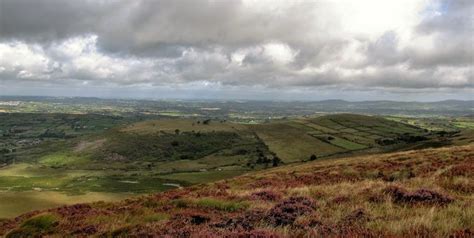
[1, 101, 473, 220]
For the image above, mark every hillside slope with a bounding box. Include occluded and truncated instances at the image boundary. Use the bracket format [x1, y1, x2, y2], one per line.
[1, 144, 472, 237]
[3, 113, 470, 219]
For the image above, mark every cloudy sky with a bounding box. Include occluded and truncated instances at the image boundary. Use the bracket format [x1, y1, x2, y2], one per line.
[0, 0, 472, 101]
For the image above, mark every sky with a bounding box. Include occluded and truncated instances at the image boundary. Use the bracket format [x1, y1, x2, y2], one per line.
[0, 0, 472, 101]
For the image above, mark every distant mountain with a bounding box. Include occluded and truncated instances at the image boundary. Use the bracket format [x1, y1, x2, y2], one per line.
[0, 96, 472, 116]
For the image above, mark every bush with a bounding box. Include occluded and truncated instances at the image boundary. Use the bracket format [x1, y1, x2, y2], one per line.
[250, 190, 282, 201]
[213, 209, 265, 230]
[101, 131, 243, 161]
[266, 196, 316, 226]
[384, 186, 453, 205]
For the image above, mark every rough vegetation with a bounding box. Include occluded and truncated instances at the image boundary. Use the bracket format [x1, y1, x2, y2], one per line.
[2, 113, 459, 209]
[383, 186, 453, 206]
[266, 196, 316, 226]
[1, 144, 472, 237]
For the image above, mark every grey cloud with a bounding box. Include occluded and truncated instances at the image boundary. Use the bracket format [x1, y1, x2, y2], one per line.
[417, 0, 473, 34]
[366, 32, 407, 66]
[0, 0, 329, 56]
[0, 0, 103, 42]
[410, 0, 473, 67]
[0, 0, 472, 95]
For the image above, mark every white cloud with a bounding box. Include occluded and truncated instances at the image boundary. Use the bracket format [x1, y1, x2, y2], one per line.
[0, 0, 472, 99]
[0, 42, 52, 80]
[262, 43, 298, 65]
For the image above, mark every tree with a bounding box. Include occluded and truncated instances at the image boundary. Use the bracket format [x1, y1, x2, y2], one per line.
[309, 154, 317, 161]
[272, 156, 281, 167]
[174, 129, 180, 135]
[171, 141, 179, 147]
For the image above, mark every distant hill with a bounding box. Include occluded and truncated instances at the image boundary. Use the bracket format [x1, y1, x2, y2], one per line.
[1, 144, 472, 237]
[1, 96, 472, 116]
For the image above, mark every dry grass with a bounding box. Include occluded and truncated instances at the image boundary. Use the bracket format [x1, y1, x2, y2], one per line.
[1, 144, 473, 237]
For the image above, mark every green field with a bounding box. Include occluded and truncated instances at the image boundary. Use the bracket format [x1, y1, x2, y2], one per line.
[250, 122, 344, 162]
[0, 113, 471, 218]
[0, 191, 131, 218]
[158, 170, 247, 184]
[248, 114, 431, 162]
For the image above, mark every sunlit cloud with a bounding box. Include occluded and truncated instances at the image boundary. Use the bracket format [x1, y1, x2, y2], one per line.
[0, 0, 472, 100]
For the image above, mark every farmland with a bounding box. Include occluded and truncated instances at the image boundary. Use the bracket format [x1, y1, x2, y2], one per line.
[1, 110, 472, 219]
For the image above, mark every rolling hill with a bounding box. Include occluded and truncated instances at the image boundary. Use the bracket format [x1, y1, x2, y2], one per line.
[1, 113, 472, 219]
[1, 144, 472, 237]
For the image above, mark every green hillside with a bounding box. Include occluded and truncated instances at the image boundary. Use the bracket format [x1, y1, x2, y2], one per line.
[0, 113, 470, 218]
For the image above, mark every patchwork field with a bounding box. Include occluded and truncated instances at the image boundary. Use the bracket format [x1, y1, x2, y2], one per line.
[249, 114, 437, 162]
[0, 113, 471, 219]
[122, 118, 247, 134]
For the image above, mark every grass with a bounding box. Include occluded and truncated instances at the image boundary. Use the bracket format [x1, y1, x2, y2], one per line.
[20, 214, 58, 230]
[174, 198, 249, 212]
[6, 214, 59, 237]
[1, 113, 472, 233]
[194, 198, 249, 212]
[142, 213, 169, 222]
[0, 145, 474, 237]
[312, 134, 368, 150]
[86, 209, 170, 232]
[2, 144, 472, 237]
[39, 153, 90, 167]
[158, 170, 247, 184]
[0, 163, 45, 177]
[250, 122, 344, 162]
[121, 118, 246, 134]
[249, 114, 434, 163]
[62, 175, 187, 194]
[0, 176, 66, 191]
[452, 121, 474, 129]
[0, 117, 273, 218]
[0, 191, 131, 219]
